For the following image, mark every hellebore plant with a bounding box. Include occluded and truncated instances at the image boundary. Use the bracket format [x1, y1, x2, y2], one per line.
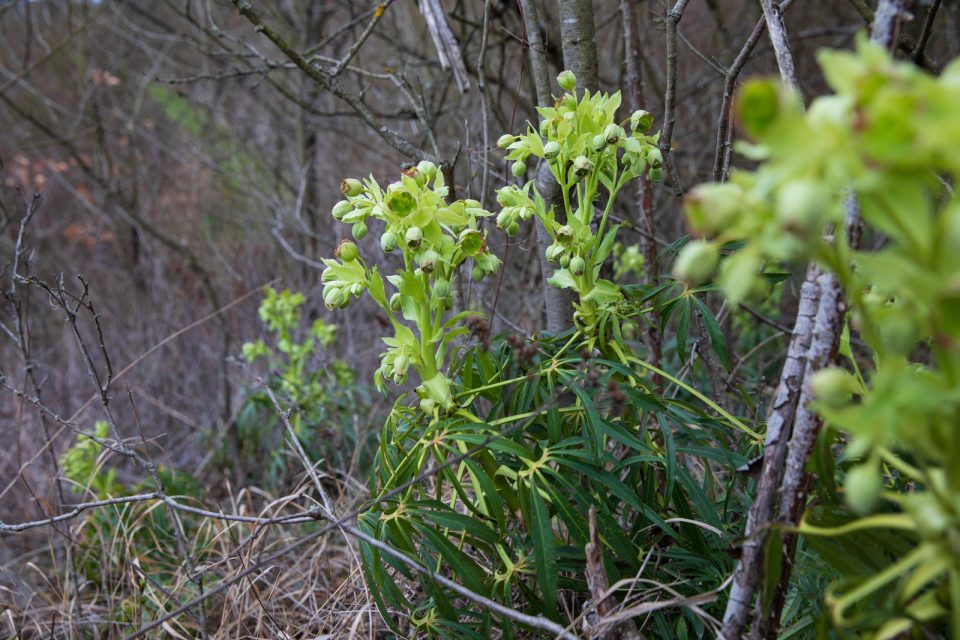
[322, 161, 500, 416]
[679, 36, 960, 635]
[496, 70, 662, 340]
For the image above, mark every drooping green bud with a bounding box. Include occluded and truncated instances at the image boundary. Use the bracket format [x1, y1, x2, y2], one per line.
[336, 240, 358, 262]
[845, 463, 882, 515]
[496, 134, 516, 149]
[776, 180, 827, 236]
[557, 225, 575, 246]
[545, 242, 565, 263]
[458, 229, 484, 256]
[646, 147, 663, 169]
[434, 279, 451, 298]
[685, 183, 744, 234]
[471, 265, 485, 281]
[417, 160, 438, 182]
[332, 200, 352, 221]
[389, 292, 402, 312]
[557, 70, 577, 91]
[404, 226, 423, 249]
[604, 124, 623, 145]
[419, 250, 440, 273]
[324, 287, 345, 310]
[386, 189, 416, 216]
[591, 134, 607, 153]
[381, 231, 399, 252]
[631, 110, 654, 133]
[560, 253, 571, 268]
[543, 141, 561, 160]
[506, 222, 520, 236]
[573, 155, 594, 178]
[511, 160, 527, 178]
[811, 367, 856, 407]
[672, 240, 719, 285]
[569, 255, 586, 276]
[340, 178, 363, 197]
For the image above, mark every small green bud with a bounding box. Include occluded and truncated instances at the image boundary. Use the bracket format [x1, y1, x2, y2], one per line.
[405, 226, 423, 249]
[332, 200, 352, 221]
[389, 292, 402, 312]
[496, 209, 512, 229]
[496, 134, 516, 149]
[539, 119, 551, 137]
[569, 255, 586, 276]
[591, 134, 607, 153]
[434, 279, 451, 298]
[560, 253, 571, 268]
[340, 178, 363, 197]
[506, 222, 520, 236]
[845, 463, 882, 516]
[603, 124, 623, 145]
[776, 180, 827, 236]
[352, 221, 368, 240]
[419, 250, 440, 273]
[557, 225, 575, 246]
[471, 265, 485, 281]
[631, 110, 654, 133]
[336, 240, 358, 262]
[672, 240, 719, 285]
[543, 141, 561, 160]
[811, 367, 855, 407]
[646, 147, 663, 169]
[417, 160, 438, 182]
[573, 155, 593, 178]
[557, 70, 577, 91]
[324, 287, 345, 310]
[545, 243, 564, 263]
[511, 160, 527, 178]
[381, 231, 399, 252]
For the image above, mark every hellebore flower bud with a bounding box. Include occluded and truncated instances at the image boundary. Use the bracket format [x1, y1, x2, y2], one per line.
[557, 70, 577, 91]
[545, 243, 565, 263]
[458, 229, 484, 257]
[324, 287, 345, 310]
[496, 209, 512, 229]
[389, 292, 402, 312]
[560, 254, 571, 268]
[404, 226, 423, 249]
[506, 222, 520, 236]
[386, 189, 416, 216]
[557, 225, 575, 246]
[419, 250, 439, 273]
[352, 221, 368, 241]
[496, 134, 516, 149]
[434, 279, 451, 298]
[336, 240, 358, 262]
[845, 463, 882, 516]
[604, 124, 623, 145]
[672, 240, 718, 285]
[811, 367, 856, 407]
[417, 160, 438, 182]
[471, 265, 485, 281]
[381, 231, 399, 252]
[573, 155, 594, 178]
[511, 160, 527, 178]
[543, 141, 561, 160]
[776, 180, 827, 236]
[591, 134, 607, 153]
[569, 255, 586, 276]
[332, 200, 352, 221]
[340, 178, 363, 197]
[646, 147, 663, 169]
[631, 110, 653, 133]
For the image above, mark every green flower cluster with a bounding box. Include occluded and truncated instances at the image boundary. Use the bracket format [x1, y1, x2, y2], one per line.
[322, 162, 499, 414]
[495, 70, 662, 337]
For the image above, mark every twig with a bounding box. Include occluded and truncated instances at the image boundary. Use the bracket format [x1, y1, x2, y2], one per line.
[330, 2, 393, 79]
[660, 0, 692, 196]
